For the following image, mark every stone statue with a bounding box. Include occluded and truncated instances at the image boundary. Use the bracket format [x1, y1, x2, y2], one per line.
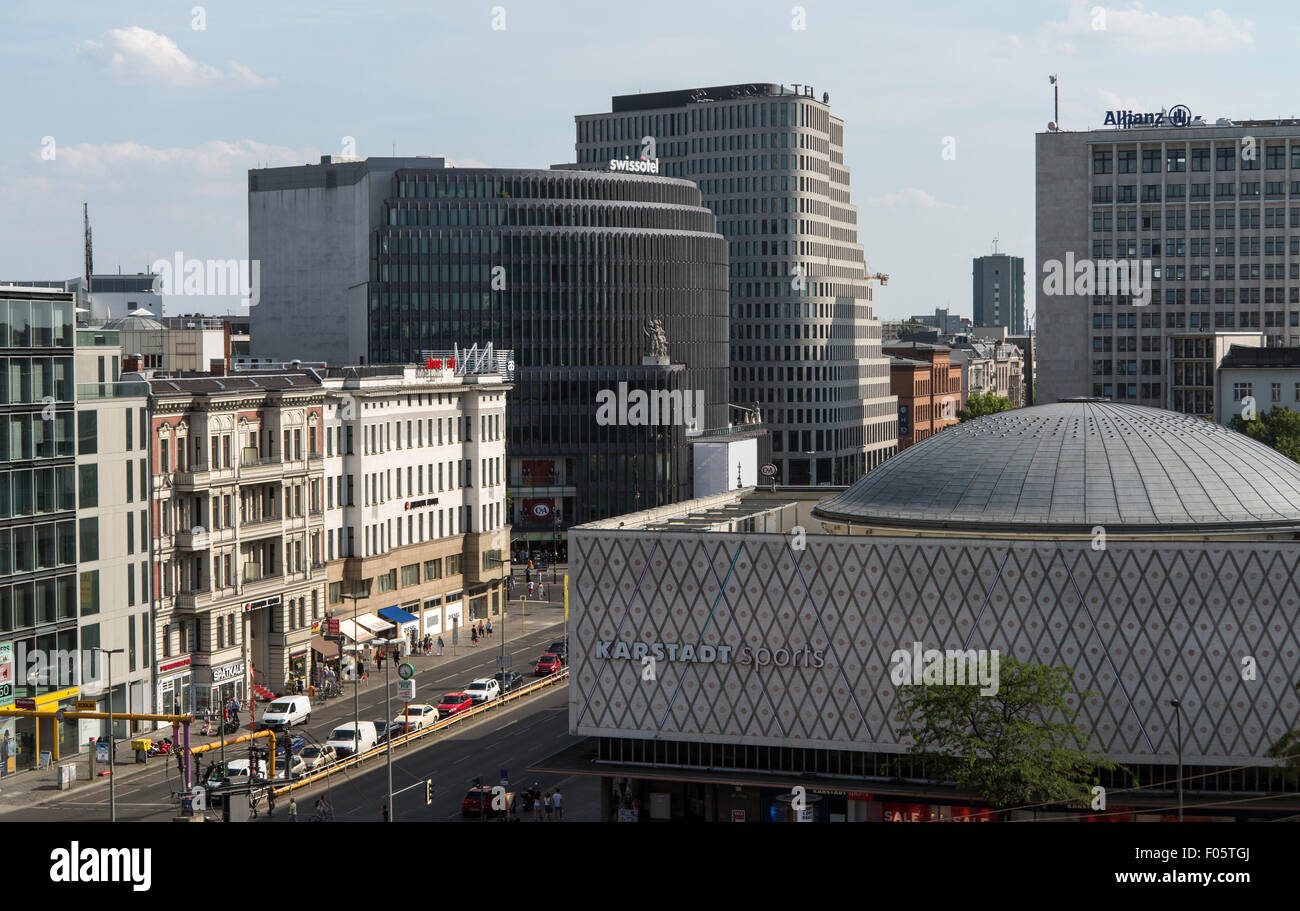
[643, 319, 669, 361]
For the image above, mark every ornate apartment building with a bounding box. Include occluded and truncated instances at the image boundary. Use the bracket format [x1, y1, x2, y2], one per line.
[147, 367, 326, 714]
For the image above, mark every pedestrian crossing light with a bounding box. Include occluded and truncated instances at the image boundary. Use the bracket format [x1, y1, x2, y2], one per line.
[426, 779, 434, 805]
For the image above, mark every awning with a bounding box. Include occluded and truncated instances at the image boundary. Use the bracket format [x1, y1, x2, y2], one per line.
[379, 606, 419, 626]
[355, 613, 395, 635]
[337, 619, 373, 643]
[311, 636, 339, 659]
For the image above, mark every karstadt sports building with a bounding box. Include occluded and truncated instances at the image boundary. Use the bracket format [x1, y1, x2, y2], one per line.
[542, 401, 1300, 821]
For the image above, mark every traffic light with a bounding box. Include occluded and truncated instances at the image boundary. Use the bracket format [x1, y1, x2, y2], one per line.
[425, 779, 434, 805]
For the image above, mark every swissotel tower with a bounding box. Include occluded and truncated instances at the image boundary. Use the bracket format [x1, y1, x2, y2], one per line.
[572, 83, 897, 485]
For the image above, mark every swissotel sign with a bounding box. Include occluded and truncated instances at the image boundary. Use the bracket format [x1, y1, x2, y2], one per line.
[1103, 104, 1193, 128]
[608, 158, 660, 175]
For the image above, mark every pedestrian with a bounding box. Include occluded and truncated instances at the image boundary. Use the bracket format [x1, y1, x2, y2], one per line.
[528, 580, 535, 597]
[486, 619, 492, 636]
[0, 730, 11, 777]
[543, 791, 553, 821]
[382, 803, 389, 823]
[525, 567, 531, 584]
[268, 788, 277, 816]
[552, 787, 563, 821]
[436, 636, 445, 656]
[289, 797, 298, 822]
[478, 620, 485, 637]
[532, 782, 543, 822]
[471, 628, 478, 647]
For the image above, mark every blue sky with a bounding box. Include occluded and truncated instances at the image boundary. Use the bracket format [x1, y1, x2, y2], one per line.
[1, 0, 1293, 321]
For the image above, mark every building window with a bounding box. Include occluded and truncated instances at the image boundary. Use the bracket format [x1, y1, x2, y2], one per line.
[376, 568, 397, 594]
[401, 563, 420, 587]
[424, 558, 443, 580]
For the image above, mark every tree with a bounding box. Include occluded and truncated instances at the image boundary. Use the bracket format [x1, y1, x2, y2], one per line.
[1230, 406, 1300, 464]
[897, 656, 1120, 812]
[957, 391, 1014, 422]
[897, 318, 927, 338]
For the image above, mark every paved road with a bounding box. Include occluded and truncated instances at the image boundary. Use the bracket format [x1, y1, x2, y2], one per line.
[0, 610, 573, 822]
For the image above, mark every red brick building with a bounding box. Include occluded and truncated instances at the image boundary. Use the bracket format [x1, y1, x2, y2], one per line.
[885, 341, 962, 449]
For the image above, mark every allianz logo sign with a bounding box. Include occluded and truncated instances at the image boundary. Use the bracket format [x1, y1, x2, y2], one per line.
[1103, 104, 1192, 128]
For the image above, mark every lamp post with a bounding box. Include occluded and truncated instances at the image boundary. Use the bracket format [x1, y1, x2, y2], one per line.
[88, 647, 125, 822]
[1174, 700, 1185, 821]
[377, 636, 396, 821]
[339, 580, 372, 762]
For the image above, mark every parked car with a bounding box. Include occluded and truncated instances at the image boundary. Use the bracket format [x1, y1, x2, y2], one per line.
[493, 671, 525, 694]
[462, 786, 514, 818]
[465, 678, 501, 705]
[535, 654, 563, 676]
[299, 744, 337, 771]
[547, 642, 567, 663]
[326, 721, 378, 758]
[437, 692, 474, 718]
[390, 703, 438, 733]
[260, 695, 312, 730]
[212, 758, 268, 782]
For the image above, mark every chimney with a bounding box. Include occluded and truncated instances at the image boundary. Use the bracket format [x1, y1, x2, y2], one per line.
[123, 353, 144, 373]
[209, 358, 226, 377]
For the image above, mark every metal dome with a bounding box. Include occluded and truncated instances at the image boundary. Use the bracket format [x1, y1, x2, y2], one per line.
[812, 401, 1300, 534]
[102, 314, 164, 331]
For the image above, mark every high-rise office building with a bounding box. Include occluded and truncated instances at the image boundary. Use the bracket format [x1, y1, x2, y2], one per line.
[249, 158, 731, 531]
[972, 254, 1025, 334]
[572, 83, 896, 485]
[0, 287, 79, 769]
[1037, 116, 1300, 410]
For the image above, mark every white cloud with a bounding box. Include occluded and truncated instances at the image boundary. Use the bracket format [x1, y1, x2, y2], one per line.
[867, 188, 957, 211]
[443, 156, 494, 169]
[1051, 1, 1253, 53]
[78, 27, 271, 86]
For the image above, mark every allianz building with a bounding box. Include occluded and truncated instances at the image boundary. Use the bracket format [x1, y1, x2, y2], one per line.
[544, 401, 1300, 821]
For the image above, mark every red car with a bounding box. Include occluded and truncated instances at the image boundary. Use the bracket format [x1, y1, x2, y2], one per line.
[437, 692, 474, 718]
[462, 786, 514, 818]
[535, 654, 563, 676]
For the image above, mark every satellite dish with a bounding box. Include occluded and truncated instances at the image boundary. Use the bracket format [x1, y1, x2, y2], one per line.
[1047, 122, 1058, 131]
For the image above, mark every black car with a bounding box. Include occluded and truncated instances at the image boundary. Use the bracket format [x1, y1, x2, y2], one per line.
[547, 643, 567, 664]
[493, 671, 525, 693]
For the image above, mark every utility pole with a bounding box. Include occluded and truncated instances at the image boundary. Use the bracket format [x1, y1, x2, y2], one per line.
[339, 580, 371, 758]
[1170, 698, 1184, 821]
[382, 637, 394, 821]
[89, 648, 124, 822]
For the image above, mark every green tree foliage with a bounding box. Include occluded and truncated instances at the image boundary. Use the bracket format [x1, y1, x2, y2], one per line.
[897, 657, 1119, 812]
[957, 391, 1014, 422]
[1230, 406, 1300, 463]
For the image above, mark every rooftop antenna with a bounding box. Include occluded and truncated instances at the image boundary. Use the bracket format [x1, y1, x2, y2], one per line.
[1048, 74, 1059, 132]
[82, 202, 94, 312]
[991, 234, 1000, 255]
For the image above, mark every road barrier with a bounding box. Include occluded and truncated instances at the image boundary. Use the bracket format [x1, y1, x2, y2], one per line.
[270, 669, 570, 796]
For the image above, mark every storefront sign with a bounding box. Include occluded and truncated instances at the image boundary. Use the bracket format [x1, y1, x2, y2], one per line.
[212, 662, 245, 683]
[243, 595, 281, 612]
[0, 642, 12, 707]
[405, 497, 439, 510]
[327, 618, 341, 635]
[159, 657, 192, 673]
[731, 809, 746, 822]
[593, 641, 826, 667]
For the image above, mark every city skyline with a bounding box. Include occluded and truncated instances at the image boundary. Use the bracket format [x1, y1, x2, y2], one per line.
[2, 0, 1290, 321]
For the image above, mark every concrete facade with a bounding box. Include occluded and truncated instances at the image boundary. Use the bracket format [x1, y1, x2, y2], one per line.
[972, 254, 1026, 334]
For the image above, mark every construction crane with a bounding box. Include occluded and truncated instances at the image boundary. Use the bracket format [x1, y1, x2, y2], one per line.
[864, 272, 889, 285]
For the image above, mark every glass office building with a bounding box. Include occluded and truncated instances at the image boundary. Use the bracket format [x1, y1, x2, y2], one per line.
[0, 286, 79, 770]
[250, 160, 730, 535]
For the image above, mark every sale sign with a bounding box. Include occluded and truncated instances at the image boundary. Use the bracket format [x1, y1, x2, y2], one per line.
[0, 642, 13, 707]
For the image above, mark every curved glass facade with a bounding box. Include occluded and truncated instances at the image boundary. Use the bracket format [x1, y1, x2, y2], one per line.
[366, 168, 729, 528]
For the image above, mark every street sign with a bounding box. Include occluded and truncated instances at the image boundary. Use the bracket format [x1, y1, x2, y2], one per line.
[396, 680, 416, 702]
[327, 618, 340, 635]
[760, 463, 778, 478]
[495, 655, 512, 669]
[15, 698, 36, 710]
[75, 701, 97, 711]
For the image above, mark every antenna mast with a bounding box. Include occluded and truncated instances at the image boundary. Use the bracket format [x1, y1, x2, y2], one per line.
[83, 203, 94, 312]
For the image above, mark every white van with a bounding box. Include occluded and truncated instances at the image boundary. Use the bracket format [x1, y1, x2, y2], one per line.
[326, 721, 378, 758]
[260, 695, 312, 730]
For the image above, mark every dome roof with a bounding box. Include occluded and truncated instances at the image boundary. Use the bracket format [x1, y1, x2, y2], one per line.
[102, 314, 164, 330]
[813, 401, 1300, 534]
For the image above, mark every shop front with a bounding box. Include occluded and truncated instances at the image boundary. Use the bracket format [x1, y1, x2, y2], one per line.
[198, 659, 246, 715]
[379, 606, 420, 653]
[157, 658, 193, 717]
[288, 644, 311, 695]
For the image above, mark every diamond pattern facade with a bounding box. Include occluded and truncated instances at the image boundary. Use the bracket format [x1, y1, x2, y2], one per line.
[569, 529, 1300, 765]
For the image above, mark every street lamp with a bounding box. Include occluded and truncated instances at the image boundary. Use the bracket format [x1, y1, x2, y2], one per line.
[1169, 698, 1184, 821]
[376, 636, 397, 821]
[339, 579, 372, 765]
[87, 647, 125, 823]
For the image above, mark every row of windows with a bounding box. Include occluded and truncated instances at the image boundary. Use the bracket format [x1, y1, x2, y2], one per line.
[392, 171, 700, 207]
[1093, 145, 1300, 174]
[385, 201, 715, 232]
[1231, 381, 1300, 403]
[0, 574, 77, 633]
[1091, 238, 1300, 257]
[577, 98, 828, 146]
[0, 520, 76, 575]
[1093, 207, 1296, 230]
[0, 299, 75, 349]
[1091, 182, 1300, 203]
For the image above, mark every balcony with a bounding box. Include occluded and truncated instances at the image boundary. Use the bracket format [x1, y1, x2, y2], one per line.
[240, 513, 283, 537]
[174, 585, 212, 611]
[174, 529, 210, 550]
[239, 454, 287, 482]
